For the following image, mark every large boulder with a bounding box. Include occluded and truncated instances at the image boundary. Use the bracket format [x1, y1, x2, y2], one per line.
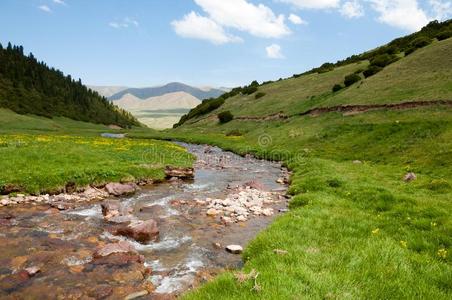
[105, 182, 138, 196]
[115, 220, 159, 244]
[94, 241, 138, 258]
[164, 166, 194, 180]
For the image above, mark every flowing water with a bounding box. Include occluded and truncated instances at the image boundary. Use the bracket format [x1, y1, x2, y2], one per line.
[0, 143, 288, 299]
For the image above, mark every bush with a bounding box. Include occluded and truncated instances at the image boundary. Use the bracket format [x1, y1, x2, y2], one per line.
[332, 84, 343, 92]
[363, 66, 383, 78]
[242, 86, 258, 95]
[255, 92, 266, 99]
[370, 54, 398, 68]
[437, 30, 452, 41]
[410, 36, 432, 49]
[218, 111, 234, 124]
[344, 74, 362, 87]
[404, 47, 416, 56]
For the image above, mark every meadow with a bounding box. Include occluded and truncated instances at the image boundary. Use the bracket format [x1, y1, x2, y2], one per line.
[0, 109, 193, 195]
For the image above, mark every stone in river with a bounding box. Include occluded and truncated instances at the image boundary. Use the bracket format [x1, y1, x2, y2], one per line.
[125, 290, 149, 300]
[206, 208, 219, 216]
[94, 241, 138, 258]
[226, 245, 243, 254]
[115, 220, 159, 244]
[164, 166, 195, 179]
[105, 182, 139, 196]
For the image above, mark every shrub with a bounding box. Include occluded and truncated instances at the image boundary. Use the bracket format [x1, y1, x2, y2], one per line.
[344, 74, 362, 87]
[370, 54, 398, 68]
[218, 111, 233, 124]
[242, 86, 258, 95]
[404, 47, 416, 56]
[327, 178, 343, 188]
[255, 92, 266, 99]
[332, 84, 343, 92]
[410, 36, 432, 49]
[363, 66, 383, 78]
[437, 30, 452, 41]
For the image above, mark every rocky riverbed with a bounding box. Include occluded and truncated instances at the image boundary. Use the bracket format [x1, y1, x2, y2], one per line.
[0, 143, 290, 299]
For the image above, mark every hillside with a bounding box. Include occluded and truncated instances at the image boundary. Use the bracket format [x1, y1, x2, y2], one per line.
[0, 43, 140, 127]
[109, 82, 225, 101]
[144, 23, 452, 299]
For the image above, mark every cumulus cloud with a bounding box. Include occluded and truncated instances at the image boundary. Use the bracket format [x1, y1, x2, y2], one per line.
[266, 44, 285, 59]
[369, 0, 430, 32]
[172, 12, 242, 44]
[429, 0, 452, 20]
[109, 17, 140, 29]
[193, 0, 291, 38]
[172, 0, 291, 44]
[340, 1, 364, 18]
[38, 5, 52, 13]
[288, 13, 308, 25]
[277, 0, 340, 9]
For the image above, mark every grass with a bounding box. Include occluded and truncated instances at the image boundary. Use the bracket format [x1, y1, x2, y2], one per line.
[132, 39, 452, 298]
[0, 109, 194, 194]
[146, 107, 452, 299]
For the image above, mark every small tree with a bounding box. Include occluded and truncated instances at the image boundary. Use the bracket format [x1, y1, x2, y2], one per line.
[218, 111, 233, 124]
[436, 30, 452, 41]
[332, 84, 343, 92]
[344, 74, 362, 87]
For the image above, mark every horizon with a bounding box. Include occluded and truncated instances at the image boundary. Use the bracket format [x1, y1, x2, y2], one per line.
[1, 0, 451, 88]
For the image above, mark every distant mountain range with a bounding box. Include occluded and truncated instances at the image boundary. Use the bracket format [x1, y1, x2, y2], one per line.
[89, 82, 227, 129]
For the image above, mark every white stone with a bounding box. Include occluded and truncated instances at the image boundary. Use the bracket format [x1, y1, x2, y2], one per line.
[206, 208, 219, 216]
[226, 245, 243, 254]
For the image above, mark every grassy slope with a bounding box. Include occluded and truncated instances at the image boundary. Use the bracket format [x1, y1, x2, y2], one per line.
[0, 109, 193, 194]
[135, 39, 452, 299]
[186, 38, 451, 121]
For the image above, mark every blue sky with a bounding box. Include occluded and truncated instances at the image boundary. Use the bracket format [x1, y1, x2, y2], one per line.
[0, 0, 451, 87]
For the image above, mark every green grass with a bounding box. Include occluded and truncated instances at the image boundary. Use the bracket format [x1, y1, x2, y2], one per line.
[133, 39, 452, 298]
[145, 107, 452, 299]
[0, 109, 194, 194]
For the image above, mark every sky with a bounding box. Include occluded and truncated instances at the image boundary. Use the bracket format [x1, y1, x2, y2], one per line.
[0, 0, 451, 88]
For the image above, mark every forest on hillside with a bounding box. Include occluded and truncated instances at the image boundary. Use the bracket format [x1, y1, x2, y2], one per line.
[0, 43, 140, 127]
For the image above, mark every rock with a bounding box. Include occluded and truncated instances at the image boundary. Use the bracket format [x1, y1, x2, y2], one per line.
[236, 215, 247, 222]
[105, 182, 138, 196]
[278, 208, 290, 213]
[353, 160, 363, 164]
[50, 201, 76, 211]
[94, 241, 137, 258]
[213, 242, 222, 249]
[404, 172, 417, 182]
[93, 253, 144, 266]
[115, 220, 159, 244]
[262, 208, 274, 216]
[0, 199, 10, 206]
[206, 208, 219, 216]
[108, 215, 137, 224]
[125, 290, 149, 300]
[88, 285, 113, 299]
[0, 270, 30, 292]
[276, 178, 285, 184]
[24, 266, 41, 276]
[243, 181, 268, 191]
[164, 166, 195, 179]
[101, 200, 131, 219]
[226, 245, 243, 254]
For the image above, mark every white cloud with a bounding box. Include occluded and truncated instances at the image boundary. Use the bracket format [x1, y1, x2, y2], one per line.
[278, 0, 340, 9]
[369, 0, 430, 32]
[38, 5, 51, 13]
[429, 0, 452, 20]
[288, 13, 308, 24]
[340, 1, 364, 18]
[266, 44, 285, 59]
[172, 11, 242, 45]
[53, 0, 66, 5]
[109, 17, 139, 29]
[193, 0, 291, 38]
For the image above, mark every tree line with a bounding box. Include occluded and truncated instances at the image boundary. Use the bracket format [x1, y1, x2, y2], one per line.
[0, 43, 140, 127]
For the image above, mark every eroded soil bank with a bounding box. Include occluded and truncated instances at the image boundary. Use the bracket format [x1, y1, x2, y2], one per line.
[0, 143, 289, 299]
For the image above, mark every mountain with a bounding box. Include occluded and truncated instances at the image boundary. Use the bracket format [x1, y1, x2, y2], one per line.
[109, 82, 225, 101]
[115, 92, 201, 111]
[0, 43, 140, 127]
[168, 21, 452, 299]
[88, 85, 128, 98]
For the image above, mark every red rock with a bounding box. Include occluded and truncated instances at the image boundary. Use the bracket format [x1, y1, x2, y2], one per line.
[116, 220, 159, 244]
[105, 183, 138, 196]
[164, 167, 194, 179]
[0, 270, 30, 292]
[94, 241, 138, 258]
[243, 180, 268, 191]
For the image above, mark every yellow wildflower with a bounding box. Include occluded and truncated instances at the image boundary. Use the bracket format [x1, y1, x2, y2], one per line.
[431, 222, 437, 227]
[400, 240, 407, 248]
[437, 248, 448, 259]
[372, 228, 380, 235]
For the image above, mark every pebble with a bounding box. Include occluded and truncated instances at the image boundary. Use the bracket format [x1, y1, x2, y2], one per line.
[226, 245, 243, 254]
[124, 290, 149, 300]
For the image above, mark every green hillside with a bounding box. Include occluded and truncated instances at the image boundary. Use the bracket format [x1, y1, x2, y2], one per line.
[0, 43, 140, 127]
[133, 26, 452, 299]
